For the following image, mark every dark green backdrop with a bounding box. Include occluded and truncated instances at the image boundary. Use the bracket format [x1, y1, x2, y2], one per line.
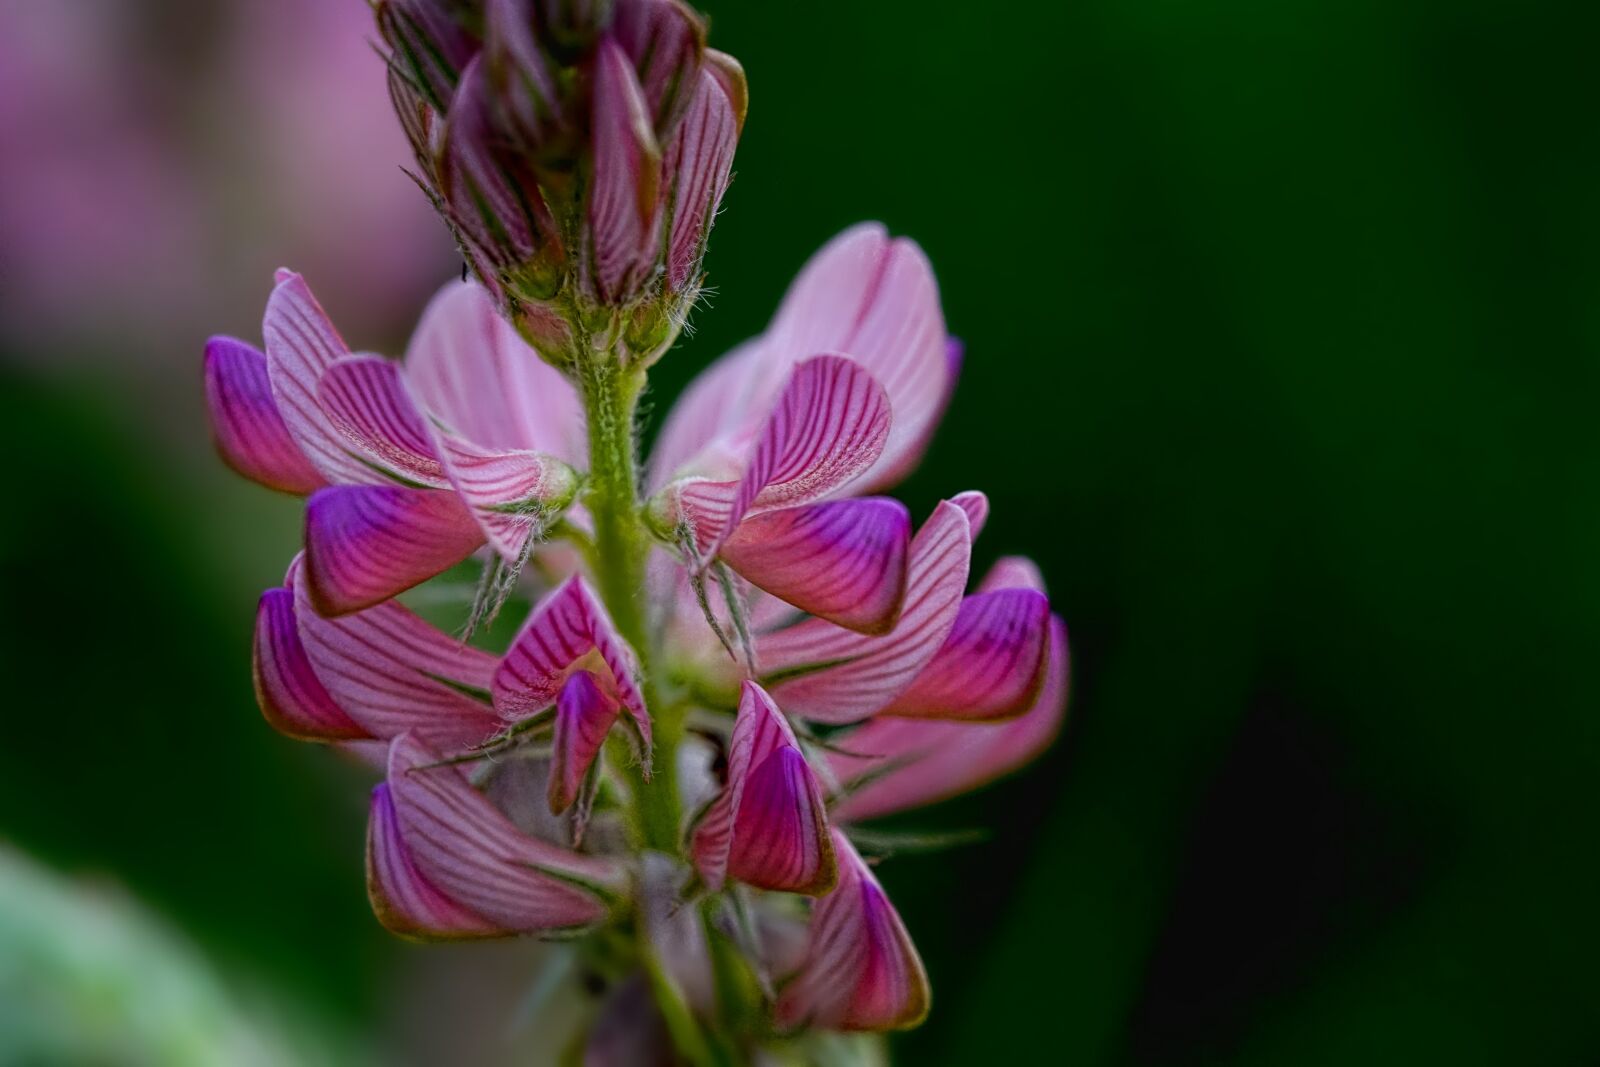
[3, 0, 1597, 1062]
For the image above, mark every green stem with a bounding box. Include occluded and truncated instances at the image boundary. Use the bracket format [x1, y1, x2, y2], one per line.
[577, 356, 682, 852]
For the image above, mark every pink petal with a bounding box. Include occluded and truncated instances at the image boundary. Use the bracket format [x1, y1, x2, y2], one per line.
[432, 432, 579, 561]
[672, 355, 892, 559]
[832, 616, 1070, 822]
[775, 829, 929, 1032]
[261, 270, 382, 485]
[647, 335, 762, 489]
[291, 560, 502, 751]
[690, 681, 835, 895]
[759, 224, 953, 491]
[203, 337, 323, 495]
[493, 577, 651, 752]
[386, 733, 618, 932]
[366, 783, 505, 941]
[611, 0, 706, 136]
[251, 587, 367, 742]
[585, 37, 661, 304]
[663, 65, 738, 290]
[719, 498, 910, 635]
[403, 280, 584, 460]
[547, 670, 622, 815]
[757, 499, 973, 724]
[949, 488, 988, 541]
[318, 355, 448, 487]
[302, 484, 483, 615]
[879, 587, 1052, 721]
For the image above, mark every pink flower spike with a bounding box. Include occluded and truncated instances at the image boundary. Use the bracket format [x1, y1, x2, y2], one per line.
[548, 670, 622, 815]
[757, 499, 973, 724]
[832, 615, 1070, 823]
[290, 559, 502, 752]
[690, 681, 836, 895]
[585, 37, 662, 305]
[880, 586, 1052, 722]
[663, 64, 739, 291]
[385, 733, 621, 933]
[670, 354, 892, 561]
[367, 783, 506, 941]
[303, 484, 484, 616]
[493, 576, 652, 754]
[262, 270, 383, 486]
[252, 587, 367, 742]
[776, 829, 929, 1032]
[719, 498, 911, 635]
[203, 337, 323, 495]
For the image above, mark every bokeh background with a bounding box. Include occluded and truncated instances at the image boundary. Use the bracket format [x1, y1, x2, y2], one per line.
[3, 0, 1597, 1063]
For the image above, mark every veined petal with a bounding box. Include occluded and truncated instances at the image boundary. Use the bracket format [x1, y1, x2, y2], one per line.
[879, 587, 1051, 721]
[548, 671, 622, 815]
[663, 64, 738, 291]
[403, 281, 584, 460]
[671, 355, 892, 559]
[586, 37, 662, 304]
[252, 587, 366, 741]
[757, 500, 972, 724]
[647, 336, 761, 489]
[303, 484, 483, 615]
[493, 577, 651, 751]
[318, 355, 448, 487]
[949, 488, 988, 542]
[203, 337, 323, 494]
[367, 783, 505, 941]
[720, 498, 910, 635]
[690, 681, 835, 895]
[832, 616, 1069, 822]
[291, 560, 501, 751]
[775, 829, 929, 1032]
[612, 0, 706, 137]
[386, 733, 619, 932]
[432, 433, 579, 561]
[262, 270, 382, 485]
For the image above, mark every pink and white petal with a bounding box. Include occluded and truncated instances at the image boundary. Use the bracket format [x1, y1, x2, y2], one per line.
[832, 617, 1069, 822]
[492, 577, 651, 748]
[664, 66, 738, 291]
[647, 335, 763, 489]
[403, 280, 584, 460]
[949, 489, 988, 542]
[431, 433, 579, 560]
[585, 37, 661, 304]
[262, 270, 381, 485]
[775, 829, 929, 1032]
[302, 484, 483, 616]
[719, 498, 910, 635]
[547, 670, 622, 815]
[292, 562, 501, 751]
[672, 355, 891, 558]
[866, 336, 965, 490]
[977, 554, 1046, 595]
[318, 356, 448, 487]
[759, 225, 952, 491]
[367, 783, 506, 941]
[252, 587, 367, 742]
[879, 587, 1051, 722]
[203, 337, 323, 494]
[758, 500, 972, 724]
[386, 733, 619, 931]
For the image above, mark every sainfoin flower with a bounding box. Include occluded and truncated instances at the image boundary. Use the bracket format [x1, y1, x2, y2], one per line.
[206, 2, 1068, 1059]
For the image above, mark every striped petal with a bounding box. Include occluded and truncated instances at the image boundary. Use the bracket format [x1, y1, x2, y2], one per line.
[585, 37, 662, 305]
[262, 270, 382, 485]
[302, 484, 483, 616]
[548, 670, 622, 815]
[775, 829, 929, 1032]
[670, 355, 892, 559]
[318, 356, 448, 487]
[832, 615, 1069, 822]
[291, 560, 501, 751]
[647, 336, 761, 489]
[403, 280, 584, 460]
[385, 733, 619, 932]
[432, 432, 579, 560]
[493, 577, 651, 752]
[757, 499, 972, 724]
[690, 681, 836, 895]
[879, 586, 1051, 721]
[366, 783, 505, 941]
[950, 489, 988, 541]
[719, 498, 911, 635]
[252, 587, 367, 742]
[663, 64, 739, 290]
[203, 336, 323, 494]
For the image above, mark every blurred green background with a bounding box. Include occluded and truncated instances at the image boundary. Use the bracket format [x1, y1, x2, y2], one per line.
[3, 0, 1598, 1063]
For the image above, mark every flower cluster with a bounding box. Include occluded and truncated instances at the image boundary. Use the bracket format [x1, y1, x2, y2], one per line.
[205, 1, 1067, 1059]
